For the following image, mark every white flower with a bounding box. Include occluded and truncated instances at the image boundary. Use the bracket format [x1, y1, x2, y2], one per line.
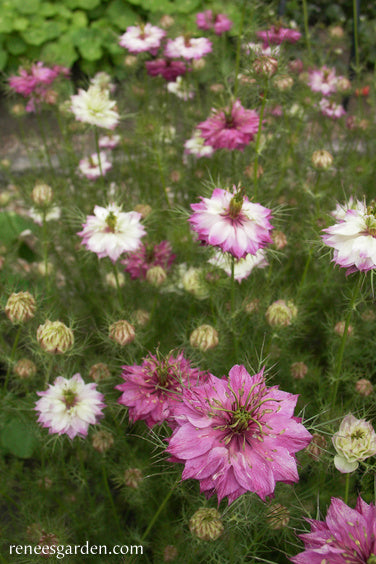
[35, 374, 105, 439]
[70, 85, 119, 129]
[167, 76, 194, 100]
[184, 130, 214, 159]
[99, 133, 121, 149]
[78, 203, 146, 262]
[209, 249, 268, 281]
[29, 205, 61, 225]
[332, 414, 376, 473]
[78, 152, 112, 180]
[331, 197, 367, 221]
[244, 42, 280, 57]
[164, 36, 212, 60]
[119, 23, 165, 54]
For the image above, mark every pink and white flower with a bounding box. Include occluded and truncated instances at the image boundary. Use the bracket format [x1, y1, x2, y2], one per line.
[244, 42, 281, 57]
[99, 133, 121, 150]
[167, 364, 312, 504]
[319, 99, 346, 119]
[122, 240, 175, 280]
[189, 186, 273, 259]
[70, 85, 119, 129]
[184, 130, 214, 159]
[78, 152, 112, 180]
[35, 373, 105, 440]
[145, 59, 187, 82]
[257, 25, 301, 46]
[78, 203, 145, 262]
[322, 200, 376, 273]
[196, 10, 233, 35]
[291, 496, 376, 563]
[119, 23, 166, 55]
[331, 197, 366, 221]
[209, 249, 268, 281]
[164, 36, 212, 60]
[116, 351, 209, 428]
[198, 100, 259, 151]
[167, 76, 194, 100]
[308, 66, 339, 96]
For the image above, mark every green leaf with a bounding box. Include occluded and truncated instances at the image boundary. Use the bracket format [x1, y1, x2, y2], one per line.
[106, 0, 138, 30]
[12, 17, 29, 31]
[0, 212, 35, 245]
[0, 15, 14, 33]
[1, 418, 38, 459]
[0, 48, 7, 70]
[21, 20, 67, 45]
[139, 0, 201, 14]
[39, 2, 58, 16]
[73, 27, 103, 61]
[41, 36, 79, 67]
[66, 0, 100, 9]
[6, 34, 27, 55]
[13, 0, 40, 15]
[71, 10, 88, 28]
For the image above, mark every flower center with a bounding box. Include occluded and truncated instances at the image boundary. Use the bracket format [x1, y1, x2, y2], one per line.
[228, 407, 253, 433]
[367, 556, 376, 564]
[228, 187, 245, 219]
[63, 389, 77, 409]
[350, 429, 365, 440]
[105, 211, 117, 233]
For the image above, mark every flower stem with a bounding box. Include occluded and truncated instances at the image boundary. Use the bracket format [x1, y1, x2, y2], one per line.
[42, 211, 50, 292]
[233, 0, 247, 99]
[331, 275, 363, 407]
[36, 112, 54, 172]
[302, 0, 312, 60]
[101, 462, 123, 537]
[353, 0, 360, 73]
[3, 326, 22, 392]
[344, 472, 351, 505]
[253, 86, 268, 200]
[112, 261, 124, 308]
[94, 125, 104, 178]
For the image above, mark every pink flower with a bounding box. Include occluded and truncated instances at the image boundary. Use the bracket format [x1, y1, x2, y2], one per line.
[308, 66, 338, 96]
[9, 70, 37, 96]
[35, 374, 105, 440]
[167, 364, 312, 504]
[119, 23, 166, 55]
[196, 10, 233, 35]
[291, 496, 376, 563]
[116, 351, 209, 428]
[319, 99, 346, 119]
[122, 240, 176, 279]
[196, 10, 213, 30]
[322, 202, 376, 274]
[78, 203, 145, 262]
[78, 152, 112, 180]
[189, 186, 273, 259]
[214, 14, 233, 35]
[164, 36, 212, 60]
[99, 133, 121, 150]
[257, 25, 301, 46]
[145, 59, 187, 81]
[198, 100, 259, 151]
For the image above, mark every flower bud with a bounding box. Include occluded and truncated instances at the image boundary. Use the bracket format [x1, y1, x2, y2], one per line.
[124, 55, 138, 67]
[134, 203, 152, 219]
[146, 265, 167, 287]
[189, 508, 223, 541]
[306, 433, 326, 460]
[332, 414, 376, 473]
[290, 361, 308, 380]
[159, 14, 174, 28]
[192, 58, 206, 71]
[334, 320, 353, 337]
[243, 298, 260, 314]
[109, 320, 135, 346]
[92, 430, 114, 453]
[5, 291, 36, 324]
[355, 378, 373, 397]
[274, 75, 294, 91]
[272, 230, 287, 249]
[105, 271, 125, 288]
[124, 468, 143, 489]
[265, 300, 297, 327]
[31, 182, 53, 206]
[181, 267, 208, 299]
[37, 320, 74, 354]
[253, 56, 278, 77]
[134, 309, 150, 327]
[190, 325, 219, 352]
[13, 358, 37, 379]
[311, 149, 333, 170]
[337, 77, 351, 92]
[329, 25, 344, 39]
[89, 362, 111, 382]
[163, 545, 178, 562]
[266, 503, 290, 529]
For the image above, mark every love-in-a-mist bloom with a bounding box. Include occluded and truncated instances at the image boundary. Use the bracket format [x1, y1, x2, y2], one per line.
[332, 414, 376, 473]
[291, 496, 376, 563]
[116, 351, 209, 427]
[184, 130, 214, 159]
[257, 25, 301, 46]
[209, 249, 268, 281]
[308, 66, 339, 96]
[167, 364, 312, 504]
[189, 186, 273, 259]
[167, 76, 194, 100]
[78, 203, 145, 262]
[322, 200, 376, 273]
[78, 152, 112, 180]
[319, 99, 346, 119]
[198, 100, 259, 151]
[70, 85, 119, 129]
[122, 240, 175, 280]
[164, 36, 212, 60]
[35, 374, 105, 439]
[145, 59, 187, 82]
[196, 10, 233, 35]
[119, 23, 166, 55]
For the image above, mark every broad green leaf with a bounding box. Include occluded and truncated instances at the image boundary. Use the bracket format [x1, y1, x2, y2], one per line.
[6, 35, 27, 55]
[1, 418, 38, 459]
[41, 36, 79, 67]
[66, 0, 100, 9]
[73, 28, 103, 61]
[21, 20, 66, 45]
[0, 48, 7, 70]
[0, 15, 14, 33]
[71, 10, 88, 28]
[39, 2, 58, 16]
[12, 17, 29, 31]
[13, 0, 40, 15]
[106, 0, 138, 30]
[0, 212, 35, 245]
[140, 0, 200, 14]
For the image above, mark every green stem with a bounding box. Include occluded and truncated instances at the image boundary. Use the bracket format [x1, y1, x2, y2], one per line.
[36, 112, 54, 172]
[302, 0, 312, 60]
[94, 125, 104, 178]
[3, 326, 22, 392]
[233, 0, 247, 99]
[230, 255, 235, 315]
[155, 147, 170, 208]
[344, 473, 351, 504]
[101, 462, 123, 537]
[353, 0, 360, 72]
[331, 275, 362, 407]
[112, 261, 124, 308]
[253, 86, 268, 200]
[297, 249, 312, 297]
[44, 356, 54, 388]
[42, 211, 50, 292]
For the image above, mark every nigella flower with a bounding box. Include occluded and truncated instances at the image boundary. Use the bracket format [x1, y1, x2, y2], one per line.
[116, 351, 209, 428]
[167, 364, 312, 504]
[78, 203, 146, 262]
[197, 100, 260, 151]
[189, 186, 273, 259]
[70, 85, 119, 129]
[122, 240, 176, 280]
[78, 152, 112, 180]
[256, 25, 301, 46]
[244, 41, 281, 57]
[196, 10, 233, 35]
[35, 374, 105, 439]
[145, 59, 188, 82]
[164, 36, 212, 60]
[99, 133, 121, 150]
[209, 249, 268, 281]
[322, 200, 376, 273]
[332, 414, 376, 473]
[319, 99, 346, 119]
[119, 23, 166, 55]
[308, 66, 339, 96]
[184, 130, 214, 159]
[291, 496, 376, 563]
[167, 76, 194, 100]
